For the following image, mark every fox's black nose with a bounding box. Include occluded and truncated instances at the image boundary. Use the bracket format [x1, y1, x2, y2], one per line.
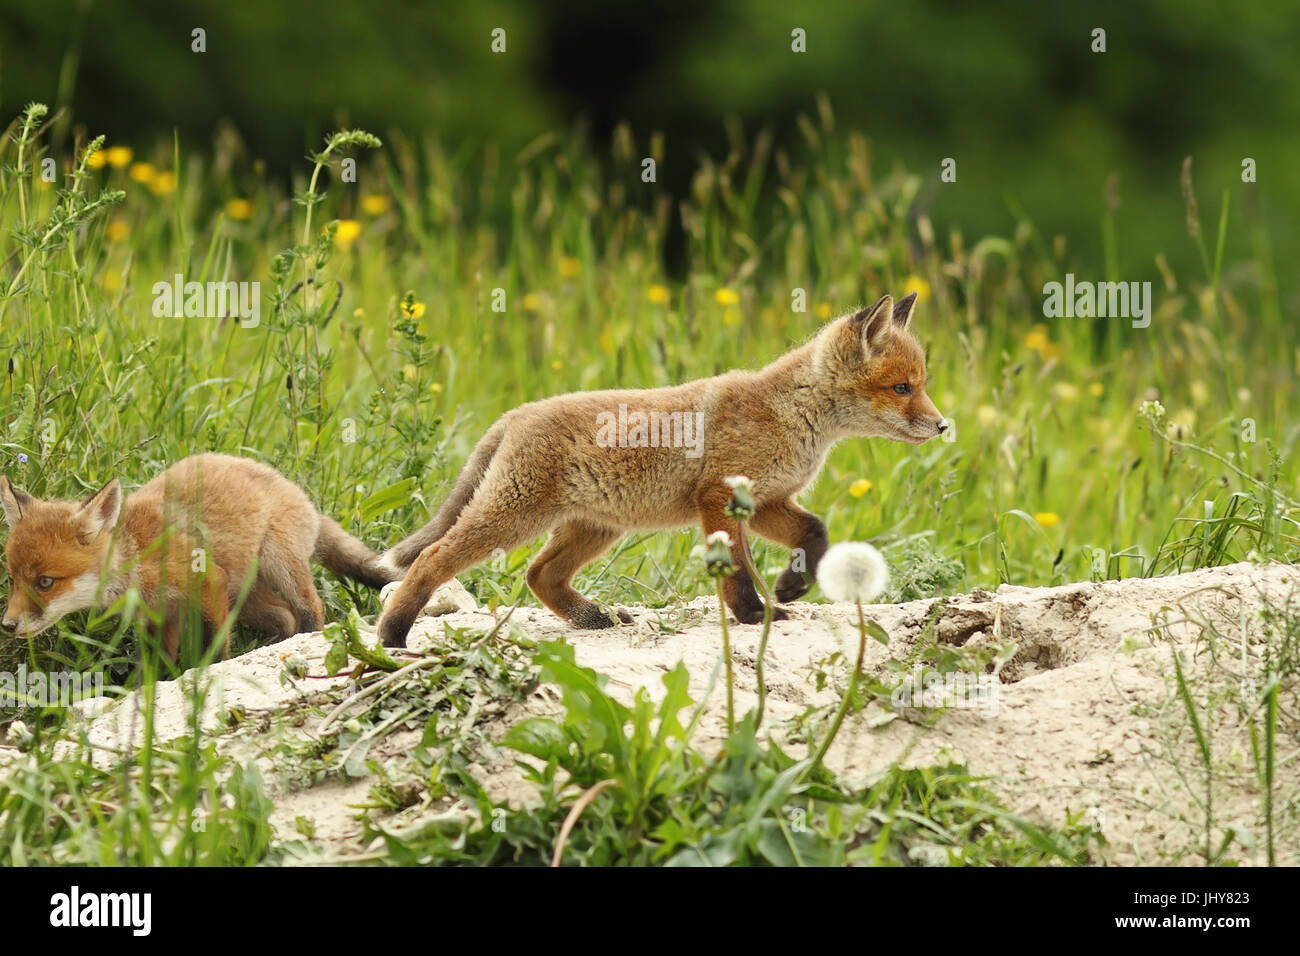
[935, 419, 949, 433]
[1, 619, 16, 633]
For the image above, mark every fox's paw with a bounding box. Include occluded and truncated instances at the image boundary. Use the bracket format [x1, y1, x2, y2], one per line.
[774, 569, 813, 603]
[377, 613, 412, 649]
[732, 604, 790, 625]
[568, 603, 632, 629]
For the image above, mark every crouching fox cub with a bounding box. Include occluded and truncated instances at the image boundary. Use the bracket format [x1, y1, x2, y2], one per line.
[1, 453, 395, 660]
[376, 292, 946, 648]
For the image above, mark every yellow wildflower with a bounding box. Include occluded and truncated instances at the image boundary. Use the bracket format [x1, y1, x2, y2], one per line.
[1088, 383, 1104, 397]
[148, 171, 176, 195]
[333, 219, 361, 245]
[1025, 324, 1064, 361]
[849, 479, 873, 498]
[128, 162, 156, 184]
[105, 146, 133, 168]
[522, 293, 542, 312]
[225, 198, 253, 220]
[430, 382, 442, 393]
[106, 219, 129, 241]
[1034, 512, 1061, 528]
[901, 273, 932, 303]
[86, 149, 106, 170]
[714, 287, 739, 306]
[558, 257, 581, 278]
[361, 194, 391, 216]
[1024, 325, 1049, 352]
[646, 284, 670, 305]
[815, 303, 832, 319]
[399, 300, 425, 319]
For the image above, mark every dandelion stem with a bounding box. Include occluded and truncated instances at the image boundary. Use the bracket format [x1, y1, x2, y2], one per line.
[714, 576, 735, 734]
[807, 602, 868, 779]
[735, 521, 774, 728]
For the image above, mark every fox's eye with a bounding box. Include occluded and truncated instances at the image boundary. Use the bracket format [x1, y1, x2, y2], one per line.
[36, 576, 54, 590]
[893, 383, 911, 395]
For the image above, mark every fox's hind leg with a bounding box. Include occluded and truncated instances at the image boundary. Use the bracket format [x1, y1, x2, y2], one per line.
[749, 498, 829, 603]
[526, 520, 630, 628]
[240, 581, 299, 642]
[199, 565, 232, 659]
[283, 556, 325, 634]
[377, 491, 556, 648]
[254, 542, 324, 637]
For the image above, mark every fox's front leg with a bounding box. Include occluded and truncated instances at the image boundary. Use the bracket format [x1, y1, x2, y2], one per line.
[200, 565, 231, 659]
[134, 563, 180, 662]
[749, 498, 829, 602]
[697, 484, 788, 625]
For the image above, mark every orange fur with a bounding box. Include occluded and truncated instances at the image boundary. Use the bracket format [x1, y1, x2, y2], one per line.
[376, 293, 945, 647]
[1, 454, 395, 660]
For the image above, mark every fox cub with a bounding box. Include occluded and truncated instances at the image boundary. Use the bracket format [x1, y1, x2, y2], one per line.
[376, 292, 946, 648]
[1, 453, 395, 660]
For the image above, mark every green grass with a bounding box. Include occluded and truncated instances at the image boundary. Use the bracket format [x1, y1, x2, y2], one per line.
[0, 102, 1296, 865]
[3, 105, 1295, 675]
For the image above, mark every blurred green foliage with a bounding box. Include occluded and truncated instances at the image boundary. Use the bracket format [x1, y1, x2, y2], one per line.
[1, 0, 1296, 286]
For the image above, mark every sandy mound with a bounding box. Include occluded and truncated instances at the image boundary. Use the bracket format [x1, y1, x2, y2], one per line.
[28, 562, 1300, 864]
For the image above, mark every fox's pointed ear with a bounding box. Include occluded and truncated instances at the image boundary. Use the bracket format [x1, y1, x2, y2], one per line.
[850, 295, 895, 353]
[892, 291, 918, 331]
[74, 478, 122, 539]
[1, 477, 33, 526]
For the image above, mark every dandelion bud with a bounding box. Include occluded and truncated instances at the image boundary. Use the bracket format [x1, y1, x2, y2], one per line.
[282, 653, 309, 679]
[697, 530, 736, 577]
[723, 475, 755, 520]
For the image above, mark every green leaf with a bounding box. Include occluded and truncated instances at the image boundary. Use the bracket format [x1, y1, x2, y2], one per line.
[864, 618, 891, 645]
[358, 477, 418, 523]
[534, 641, 628, 770]
[322, 621, 350, 676]
[755, 818, 798, 866]
[503, 717, 568, 763]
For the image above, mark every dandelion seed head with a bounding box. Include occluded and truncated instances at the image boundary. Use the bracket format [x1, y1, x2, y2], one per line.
[817, 542, 889, 604]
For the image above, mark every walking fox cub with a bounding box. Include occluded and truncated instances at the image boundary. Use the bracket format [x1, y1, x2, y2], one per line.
[1, 453, 394, 660]
[376, 292, 946, 648]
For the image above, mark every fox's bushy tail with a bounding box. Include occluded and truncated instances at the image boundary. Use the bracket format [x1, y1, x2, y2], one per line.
[380, 421, 507, 572]
[314, 516, 398, 588]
